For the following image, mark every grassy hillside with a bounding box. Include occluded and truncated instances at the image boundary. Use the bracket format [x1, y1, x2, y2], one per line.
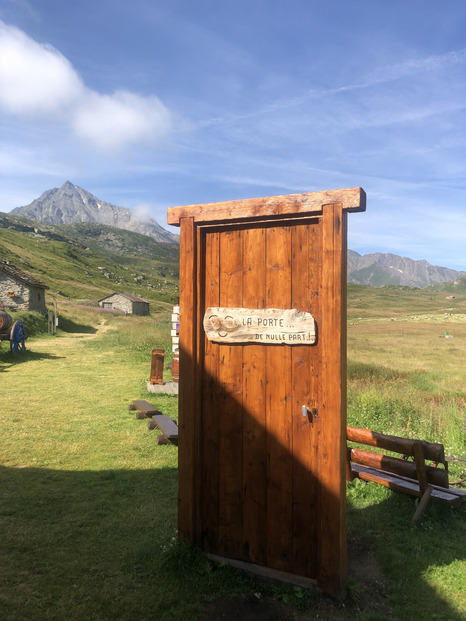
[348, 282, 466, 323]
[425, 275, 466, 294]
[0, 212, 179, 305]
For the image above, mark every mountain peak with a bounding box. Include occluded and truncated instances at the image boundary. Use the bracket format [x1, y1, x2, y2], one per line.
[11, 183, 179, 244]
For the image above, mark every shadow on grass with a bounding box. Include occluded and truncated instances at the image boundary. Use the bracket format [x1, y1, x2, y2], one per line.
[347, 480, 466, 620]
[57, 315, 98, 334]
[0, 349, 64, 371]
[0, 462, 464, 621]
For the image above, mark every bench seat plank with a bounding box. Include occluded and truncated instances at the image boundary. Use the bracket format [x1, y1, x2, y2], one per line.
[131, 400, 160, 415]
[151, 414, 179, 440]
[351, 464, 460, 506]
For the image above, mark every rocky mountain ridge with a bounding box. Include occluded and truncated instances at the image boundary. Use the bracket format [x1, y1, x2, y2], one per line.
[11, 181, 178, 244]
[7, 182, 465, 288]
[348, 250, 466, 288]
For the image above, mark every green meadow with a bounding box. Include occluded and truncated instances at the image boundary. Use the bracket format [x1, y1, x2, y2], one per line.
[0, 284, 465, 620]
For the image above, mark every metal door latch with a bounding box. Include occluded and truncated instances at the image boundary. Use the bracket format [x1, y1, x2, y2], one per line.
[302, 406, 319, 421]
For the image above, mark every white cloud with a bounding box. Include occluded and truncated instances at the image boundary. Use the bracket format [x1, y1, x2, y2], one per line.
[0, 21, 173, 152]
[72, 90, 172, 152]
[0, 21, 83, 115]
[132, 203, 152, 223]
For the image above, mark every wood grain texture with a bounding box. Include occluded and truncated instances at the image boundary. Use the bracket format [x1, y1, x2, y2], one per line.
[265, 225, 293, 572]
[174, 190, 362, 598]
[217, 228, 244, 559]
[201, 230, 220, 552]
[317, 204, 347, 599]
[289, 222, 321, 578]
[167, 187, 366, 225]
[177, 217, 198, 543]
[241, 226, 267, 565]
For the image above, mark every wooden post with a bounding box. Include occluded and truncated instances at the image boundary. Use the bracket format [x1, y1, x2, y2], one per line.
[177, 217, 201, 544]
[150, 349, 165, 384]
[317, 203, 348, 599]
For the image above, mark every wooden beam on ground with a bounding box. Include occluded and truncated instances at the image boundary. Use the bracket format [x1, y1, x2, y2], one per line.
[130, 400, 160, 415]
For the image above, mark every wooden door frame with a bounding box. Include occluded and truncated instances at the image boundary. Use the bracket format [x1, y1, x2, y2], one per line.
[170, 188, 366, 598]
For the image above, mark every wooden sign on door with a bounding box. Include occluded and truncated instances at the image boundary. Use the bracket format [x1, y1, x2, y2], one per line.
[167, 187, 366, 598]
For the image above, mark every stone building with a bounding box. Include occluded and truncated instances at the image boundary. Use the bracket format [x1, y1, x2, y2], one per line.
[97, 292, 150, 316]
[0, 261, 48, 313]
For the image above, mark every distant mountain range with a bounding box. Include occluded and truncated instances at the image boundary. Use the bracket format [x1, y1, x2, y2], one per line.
[7, 182, 466, 288]
[11, 181, 178, 244]
[347, 250, 465, 288]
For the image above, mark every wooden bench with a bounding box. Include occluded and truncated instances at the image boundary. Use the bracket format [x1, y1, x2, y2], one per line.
[129, 399, 161, 418]
[347, 426, 466, 521]
[147, 415, 179, 445]
[129, 400, 179, 445]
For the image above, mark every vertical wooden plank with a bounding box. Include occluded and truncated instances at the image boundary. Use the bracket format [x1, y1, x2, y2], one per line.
[218, 228, 244, 558]
[306, 220, 324, 579]
[318, 204, 347, 599]
[242, 226, 267, 564]
[178, 217, 199, 543]
[200, 229, 220, 552]
[265, 225, 293, 572]
[290, 222, 321, 578]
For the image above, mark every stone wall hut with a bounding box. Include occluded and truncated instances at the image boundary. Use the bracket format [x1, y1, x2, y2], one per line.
[0, 261, 48, 313]
[98, 292, 150, 316]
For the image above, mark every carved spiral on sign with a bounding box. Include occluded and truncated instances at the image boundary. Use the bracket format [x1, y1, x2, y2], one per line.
[207, 314, 238, 337]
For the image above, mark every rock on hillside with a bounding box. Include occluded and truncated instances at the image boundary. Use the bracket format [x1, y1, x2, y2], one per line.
[11, 181, 179, 244]
[348, 250, 466, 288]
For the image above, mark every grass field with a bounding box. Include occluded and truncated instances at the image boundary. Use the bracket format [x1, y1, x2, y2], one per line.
[0, 289, 465, 620]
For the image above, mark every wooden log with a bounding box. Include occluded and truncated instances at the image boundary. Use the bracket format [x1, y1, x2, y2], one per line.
[349, 447, 449, 488]
[347, 426, 445, 463]
[136, 411, 148, 420]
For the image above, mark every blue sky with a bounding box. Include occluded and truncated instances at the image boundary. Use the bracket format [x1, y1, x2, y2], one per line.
[1, 1, 466, 270]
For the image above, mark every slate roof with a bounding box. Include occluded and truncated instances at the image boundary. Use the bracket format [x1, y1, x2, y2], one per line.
[98, 292, 150, 304]
[0, 261, 48, 289]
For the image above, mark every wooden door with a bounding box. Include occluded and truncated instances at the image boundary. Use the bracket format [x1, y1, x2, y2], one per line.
[171, 189, 365, 598]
